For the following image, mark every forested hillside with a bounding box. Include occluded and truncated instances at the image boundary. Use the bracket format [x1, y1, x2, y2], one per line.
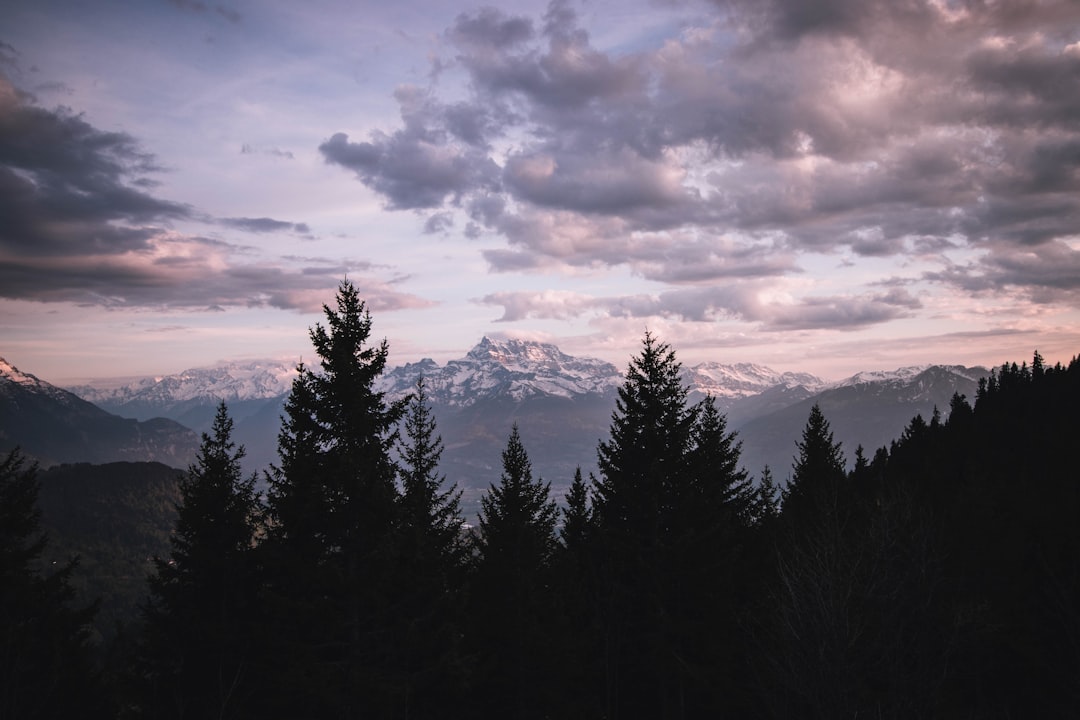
[2, 281, 1076, 719]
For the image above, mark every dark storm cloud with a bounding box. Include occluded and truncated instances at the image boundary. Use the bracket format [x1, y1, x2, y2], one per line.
[0, 73, 425, 313]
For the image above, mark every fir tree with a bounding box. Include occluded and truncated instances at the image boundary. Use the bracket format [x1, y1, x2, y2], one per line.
[560, 467, 592, 552]
[261, 279, 407, 717]
[470, 425, 559, 719]
[391, 377, 467, 715]
[781, 403, 846, 525]
[592, 333, 754, 718]
[139, 401, 261, 719]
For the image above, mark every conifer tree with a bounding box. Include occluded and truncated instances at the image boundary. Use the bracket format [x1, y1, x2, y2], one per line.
[560, 467, 592, 552]
[391, 377, 467, 714]
[470, 424, 559, 719]
[592, 333, 754, 717]
[0, 449, 108, 719]
[782, 403, 846, 525]
[754, 465, 781, 526]
[261, 279, 407, 717]
[139, 402, 261, 719]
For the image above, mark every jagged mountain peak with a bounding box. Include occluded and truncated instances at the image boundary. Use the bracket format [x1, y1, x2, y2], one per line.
[377, 339, 622, 407]
[465, 336, 574, 369]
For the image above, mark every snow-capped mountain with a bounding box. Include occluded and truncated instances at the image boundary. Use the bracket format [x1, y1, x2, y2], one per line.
[49, 341, 993, 511]
[0, 357, 73, 403]
[1, 357, 199, 468]
[67, 359, 297, 410]
[376, 337, 623, 407]
[683, 362, 825, 407]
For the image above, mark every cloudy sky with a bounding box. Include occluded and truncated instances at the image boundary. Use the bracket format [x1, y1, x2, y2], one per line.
[3, 0, 1079, 383]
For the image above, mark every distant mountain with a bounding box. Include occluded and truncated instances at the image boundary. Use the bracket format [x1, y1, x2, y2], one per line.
[376, 336, 624, 406]
[0, 357, 199, 468]
[736, 364, 988, 480]
[57, 342, 990, 516]
[66, 359, 298, 430]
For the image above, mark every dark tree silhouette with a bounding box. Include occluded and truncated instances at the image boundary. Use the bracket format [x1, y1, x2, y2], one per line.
[261, 279, 407, 717]
[138, 401, 261, 719]
[469, 424, 559, 720]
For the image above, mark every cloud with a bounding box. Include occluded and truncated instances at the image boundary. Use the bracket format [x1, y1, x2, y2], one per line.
[0, 73, 427, 313]
[0, 74, 189, 260]
[321, 0, 1080, 333]
[167, 0, 242, 24]
[240, 143, 294, 159]
[479, 281, 916, 330]
[926, 240, 1080, 304]
[221, 217, 311, 234]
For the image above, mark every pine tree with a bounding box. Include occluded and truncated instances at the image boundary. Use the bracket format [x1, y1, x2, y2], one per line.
[261, 279, 407, 717]
[469, 425, 559, 719]
[0, 449, 109, 719]
[391, 377, 467, 715]
[139, 401, 261, 719]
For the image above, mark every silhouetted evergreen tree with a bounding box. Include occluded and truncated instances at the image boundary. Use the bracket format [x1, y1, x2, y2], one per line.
[137, 402, 261, 719]
[469, 425, 559, 719]
[781, 403, 846, 527]
[260, 279, 407, 718]
[389, 378, 468, 716]
[592, 333, 753, 718]
[552, 467, 602, 718]
[0, 449, 109, 720]
[753, 465, 780, 526]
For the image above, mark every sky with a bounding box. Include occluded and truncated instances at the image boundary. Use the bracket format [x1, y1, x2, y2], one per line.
[2, 0, 1079, 384]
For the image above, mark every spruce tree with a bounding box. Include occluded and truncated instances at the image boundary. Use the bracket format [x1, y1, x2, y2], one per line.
[0, 449, 108, 719]
[470, 424, 559, 719]
[560, 467, 592, 553]
[592, 333, 753, 717]
[261, 279, 407, 717]
[391, 377, 467, 714]
[782, 403, 846, 525]
[139, 402, 261, 719]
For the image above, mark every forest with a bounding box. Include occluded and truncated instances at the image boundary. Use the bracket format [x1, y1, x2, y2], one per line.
[3, 280, 1078, 719]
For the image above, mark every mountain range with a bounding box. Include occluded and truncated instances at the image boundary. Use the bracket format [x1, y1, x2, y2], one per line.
[2, 339, 989, 516]
[0, 358, 198, 468]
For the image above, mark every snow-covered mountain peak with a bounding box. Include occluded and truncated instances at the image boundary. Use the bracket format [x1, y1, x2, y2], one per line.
[377, 339, 623, 407]
[683, 361, 826, 400]
[0, 357, 40, 387]
[465, 337, 570, 370]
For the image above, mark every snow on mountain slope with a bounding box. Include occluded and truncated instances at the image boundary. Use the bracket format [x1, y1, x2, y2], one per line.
[376, 337, 624, 407]
[67, 360, 298, 408]
[1, 357, 74, 403]
[683, 362, 825, 401]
